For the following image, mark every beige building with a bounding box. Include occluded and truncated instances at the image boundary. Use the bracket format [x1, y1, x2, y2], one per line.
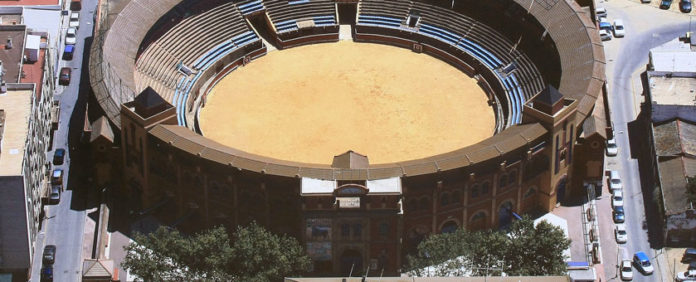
[0, 25, 55, 279]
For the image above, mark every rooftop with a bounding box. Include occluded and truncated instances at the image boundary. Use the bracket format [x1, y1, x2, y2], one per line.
[0, 0, 60, 6]
[652, 119, 696, 157]
[648, 76, 696, 106]
[658, 156, 696, 215]
[0, 25, 25, 83]
[649, 36, 696, 74]
[0, 88, 33, 176]
[20, 43, 45, 99]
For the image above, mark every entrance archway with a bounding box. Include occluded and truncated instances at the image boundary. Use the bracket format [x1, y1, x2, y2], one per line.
[440, 220, 458, 233]
[498, 201, 514, 228]
[340, 249, 363, 276]
[556, 176, 567, 204]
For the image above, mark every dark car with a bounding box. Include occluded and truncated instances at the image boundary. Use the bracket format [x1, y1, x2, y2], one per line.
[683, 248, 696, 263]
[681, 0, 692, 12]
[661, 0, 673, 8]
[62, 44, 74, 60]
[613, 206, 625, 223]
[42, 245, 56, 265]
[53, 148, 65, 165]
[48, 186, 61, 205]
[40, 266, 53, 281]
[58, 67, 71, 86]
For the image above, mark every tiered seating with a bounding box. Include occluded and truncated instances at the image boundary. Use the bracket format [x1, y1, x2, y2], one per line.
[236, 0, 266, 15]
[135, 2, 262, 126]
[355, 0, 545, 128]
[264, 0, 337, 34]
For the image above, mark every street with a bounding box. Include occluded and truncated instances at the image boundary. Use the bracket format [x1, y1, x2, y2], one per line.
[29, 0, 98, 281]
[595, 0, 693, 281]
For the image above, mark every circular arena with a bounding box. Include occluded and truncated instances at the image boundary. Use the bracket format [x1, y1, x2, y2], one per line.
[90, 0, 605, 276]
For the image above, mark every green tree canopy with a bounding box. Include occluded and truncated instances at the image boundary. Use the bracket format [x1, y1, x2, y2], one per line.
[122, 222, 311, 281]
[406, 216, 570, 277]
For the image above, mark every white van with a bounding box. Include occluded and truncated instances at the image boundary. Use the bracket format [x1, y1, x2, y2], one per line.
[609, 170, 622, 191]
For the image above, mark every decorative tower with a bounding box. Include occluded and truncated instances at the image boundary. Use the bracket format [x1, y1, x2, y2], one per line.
[522, 85, 578, 211]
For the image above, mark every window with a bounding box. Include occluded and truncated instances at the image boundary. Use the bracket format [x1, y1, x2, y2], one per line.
[508, 171, 517, 185]
[341, 223, 350, 238]
[440, 193, 450, 207]
[499, 175, 508, 188]
[471, 185, 480, 198]
[524, 187, 537, 199]
[452, 190, 461, 204]
[481, 182, 490, 195]
[353, 223, 362, 238]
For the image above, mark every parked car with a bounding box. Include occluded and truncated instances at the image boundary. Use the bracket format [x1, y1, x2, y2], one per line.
[49, 185, 61, 205]
[65, 27, 77, 45]
[53, 148, 65, 165]
[633, 251, 654, 274]
[59, 67, 71, 86]
[612, 190, 624, 209]
[642, 0, 651, 2]
[607, 138, 618, 156]
[681, 0, 693, 12]
[689, 261, 696, 270]
[600, 29, 612, 41]
[42, 245, 56, 265]
[610, 170, 623, 191]
[599, 19, 613, 36]
[676, 270, 696, 281]
[615, 224, 628, 244]
[683, 248, 696, 263]
[40, 266, 53, 281]
[62, 44, 74, 61]
[613, 20, 625, 38]
[69, 12, 80, 29]
[596, 7, 607, 18]
[661, 0, 674, 9]
[620, 260, 634, 281]
[613, 206, 625, 223]
[51, 169, 63, 186]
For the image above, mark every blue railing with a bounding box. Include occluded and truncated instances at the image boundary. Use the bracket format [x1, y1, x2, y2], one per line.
[237, 0, 264, 15]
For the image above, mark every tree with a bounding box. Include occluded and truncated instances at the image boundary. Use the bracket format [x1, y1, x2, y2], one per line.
[687, 176, 696, 205]
[406, 216, 570, 277]
[122, 222, 311, 281]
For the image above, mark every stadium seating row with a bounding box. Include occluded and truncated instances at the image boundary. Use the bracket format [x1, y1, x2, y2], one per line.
[264, 0, 337, 33]
[356, 0, 545, 128]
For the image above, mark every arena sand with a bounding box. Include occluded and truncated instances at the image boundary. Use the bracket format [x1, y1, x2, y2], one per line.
[200, 41, 494, 164]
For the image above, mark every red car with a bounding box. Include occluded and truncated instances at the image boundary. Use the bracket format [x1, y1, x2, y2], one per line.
[59, 67, 71, 85]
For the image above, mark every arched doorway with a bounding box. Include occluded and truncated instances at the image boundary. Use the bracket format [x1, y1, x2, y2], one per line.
[556, 176, 567, 204]
[498, 201, 514, 228]
[440, 220, 458, 233]
[340, 249, 363, 276]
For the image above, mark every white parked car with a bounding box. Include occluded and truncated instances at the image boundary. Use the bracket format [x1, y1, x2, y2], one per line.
[615, 224, 628, 244]
[65, 28, 77, 45]
[596, 7, 607, 18]
[676, 270, 696, 281]
[69, 12, 80, 29]
[610, 170, 623, 191]
[612, 190, 624, 209]
[620, 260, 633, 281]
[613, 19, 625, 38]
[606, 138, 618, 156]
[599, 29, 612, 41]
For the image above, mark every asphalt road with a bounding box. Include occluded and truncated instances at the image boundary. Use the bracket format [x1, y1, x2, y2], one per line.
[596, 0, 693, 281]
[29, 0, 98, 281]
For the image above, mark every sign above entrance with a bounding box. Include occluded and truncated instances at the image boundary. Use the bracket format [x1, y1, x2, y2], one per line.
[337, 197, 360, 208]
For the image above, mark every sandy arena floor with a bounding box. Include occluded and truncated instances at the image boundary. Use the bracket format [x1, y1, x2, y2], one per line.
[200, 41, 494, 164]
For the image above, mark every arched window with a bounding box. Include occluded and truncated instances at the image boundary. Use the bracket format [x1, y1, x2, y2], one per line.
[523, 186, 537, 199]
[452, 190, 461, 204]
[471, 184, 480, 198]
[499, 175, 508, 188]
[440, 221, 458, 234]
[481, 182, 490, 195]
[509, 170, 518, 185]
[440, 193, 450, 207]
[470, 211, 487, 230]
